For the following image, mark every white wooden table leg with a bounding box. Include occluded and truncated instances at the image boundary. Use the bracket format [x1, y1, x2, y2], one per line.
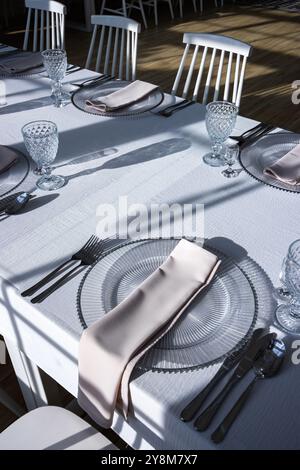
[5, 339, 48, 411]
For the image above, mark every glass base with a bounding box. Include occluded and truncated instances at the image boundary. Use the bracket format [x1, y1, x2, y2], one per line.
[33, 167, 43, 176]
[275, 304, 300, 334]
[203, 152, 225, 167]
[36, 174, 65, 191]
[222, 167, 240, 178]
[51, 91, 70, 108]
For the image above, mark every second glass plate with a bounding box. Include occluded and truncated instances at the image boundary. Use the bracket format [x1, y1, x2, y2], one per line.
[71, 79, 164, 117]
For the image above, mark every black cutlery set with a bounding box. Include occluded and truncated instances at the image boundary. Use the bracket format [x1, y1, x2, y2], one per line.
[21, 235, 105, 303]
[180, 328, 286, 443]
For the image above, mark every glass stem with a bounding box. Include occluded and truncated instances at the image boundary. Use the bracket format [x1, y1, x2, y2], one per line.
[211, 143, 222, 158]
[52, 80, 62, 105]
[41, 165, 52, 179]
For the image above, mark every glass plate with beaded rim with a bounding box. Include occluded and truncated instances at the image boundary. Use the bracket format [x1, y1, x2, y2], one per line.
[0, 146, 30, 198]
[71, 79, 164, 118]
[77, 238, 258, 371]
[0, 51, 45, 78]
[239, 131, 300, 193]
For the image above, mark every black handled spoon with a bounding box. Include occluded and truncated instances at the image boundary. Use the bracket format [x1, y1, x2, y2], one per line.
[211, 338, 286, 444]
[0, 192, 31, 216]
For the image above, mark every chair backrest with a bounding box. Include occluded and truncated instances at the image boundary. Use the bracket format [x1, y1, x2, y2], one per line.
[23, 0, 67, 52]
[85, 15, 141, 81]
[172, 33, 252, 107]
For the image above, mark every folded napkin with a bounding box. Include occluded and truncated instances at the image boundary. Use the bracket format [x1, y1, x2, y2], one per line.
[86, 80, 158, 112]
[0, 52, 43, 75]
[264, 144, 300, 185]
[78, 239, 221, 428]
[0, 146, 18, 175]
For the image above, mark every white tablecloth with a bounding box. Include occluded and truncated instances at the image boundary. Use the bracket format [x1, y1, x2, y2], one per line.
[0, 49, 299, 449]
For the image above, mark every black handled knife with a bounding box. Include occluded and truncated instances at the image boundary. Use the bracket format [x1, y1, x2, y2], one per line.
[180, 328, 266, 422]
[194, 331, 277, 431]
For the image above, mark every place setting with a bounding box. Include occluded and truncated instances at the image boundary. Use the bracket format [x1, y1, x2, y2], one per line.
[16, 229, 288, 444]
[202, 99, 300, 191]
[203, 100, 277, 179]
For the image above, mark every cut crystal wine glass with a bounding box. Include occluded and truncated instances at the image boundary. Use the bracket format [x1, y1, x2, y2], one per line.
[276, 240, 300, 334]
[42, 49, 69, 107]
[204, 101, 238, 167]
[22, 121, 65, 191]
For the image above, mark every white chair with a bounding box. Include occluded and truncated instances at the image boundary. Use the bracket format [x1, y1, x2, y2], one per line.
[100, 0, 148, 28]
[86, 15, 141, 81]
[0, 406, 118, 450]
[23, 0, 67, 52]
[142, 1, 174, 26]
[171, 33, 252, 107]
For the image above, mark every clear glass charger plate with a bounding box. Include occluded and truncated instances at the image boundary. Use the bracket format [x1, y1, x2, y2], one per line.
[71, 79, 164, 117]
[0, 146, 30, 198]
[77, 239, 257, 371]
[239, 131, 300, 193]
[0, 51, 45, 78]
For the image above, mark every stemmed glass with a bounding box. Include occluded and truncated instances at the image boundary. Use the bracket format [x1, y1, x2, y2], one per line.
[221, 143, 240, 178]
[42, 49, 69, 107]
[276, 240, 300, 334]
[22, 121, 65, 191]
[204, 101, 238, 167]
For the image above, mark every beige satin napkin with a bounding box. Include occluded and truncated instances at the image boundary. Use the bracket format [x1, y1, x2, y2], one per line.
[264, 144, 300, 185]
[0, 146, 18, 175]
[78, 239, 221, 428]
[86, 80, 158, 112]
[0, 52, 43, 74]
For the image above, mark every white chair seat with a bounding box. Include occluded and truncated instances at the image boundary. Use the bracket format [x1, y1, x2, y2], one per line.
[0, 406, 118, 450]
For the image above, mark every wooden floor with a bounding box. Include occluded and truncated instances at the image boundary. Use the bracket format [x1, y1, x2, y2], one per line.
[0, 0, 299, 439]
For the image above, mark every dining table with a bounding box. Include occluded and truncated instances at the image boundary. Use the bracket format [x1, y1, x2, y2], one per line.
[0, 44, 300, 450]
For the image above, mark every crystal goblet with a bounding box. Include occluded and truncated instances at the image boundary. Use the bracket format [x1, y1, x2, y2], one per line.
[204, 101, 238, 167]
[41, 49, 69, 108]
[22, 120, 65, 191]
[276, 240, 300, 334]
